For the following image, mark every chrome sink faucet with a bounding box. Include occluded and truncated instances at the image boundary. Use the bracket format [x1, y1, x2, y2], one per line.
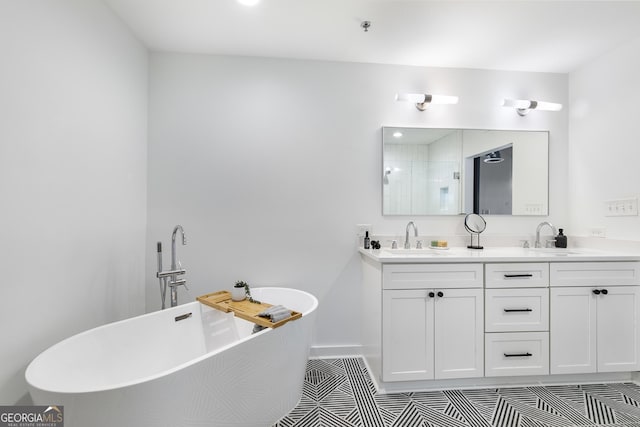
[535, 221, 557, 248]
[156, 225, 188, 308]
[404, 221, 418, 249]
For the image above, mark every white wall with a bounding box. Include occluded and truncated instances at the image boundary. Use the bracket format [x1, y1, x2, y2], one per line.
[0, 0, 148, 404]
[147, 54, 568, 351]
[569, 36, 640, 240]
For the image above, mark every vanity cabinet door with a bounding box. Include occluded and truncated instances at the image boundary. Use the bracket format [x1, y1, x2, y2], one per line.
[382, 288, 484, 381]
[551, 285, 640, 374]
[434, 288, 484, 379]
[597, 286, 640, 372]
[382, 290, 434, 381]
[550, 287, 597, 374]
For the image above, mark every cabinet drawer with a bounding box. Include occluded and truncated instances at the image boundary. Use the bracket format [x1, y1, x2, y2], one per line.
[550, 262, 640, 287]
[383, 264, 483, 290]
[486, 263, 549, 288]
[485, 332, 549, 377]
[485, 288, 549, 332]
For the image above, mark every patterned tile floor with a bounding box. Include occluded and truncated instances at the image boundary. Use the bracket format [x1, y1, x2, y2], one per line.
[274, 358, 640, 427]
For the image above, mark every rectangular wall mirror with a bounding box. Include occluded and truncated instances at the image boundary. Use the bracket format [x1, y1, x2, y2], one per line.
[382, 127, 549, 216]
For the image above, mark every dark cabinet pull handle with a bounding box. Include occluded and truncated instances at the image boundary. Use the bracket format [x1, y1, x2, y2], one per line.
[504, 274, 533, 278]
[428, 292, 435, 298]
[437, 291, 444, 298]
[503, 308, 533, 313]
[504, 352, 533, 357]
[601, 289, 608, 295]
[593, 289, 601, 295]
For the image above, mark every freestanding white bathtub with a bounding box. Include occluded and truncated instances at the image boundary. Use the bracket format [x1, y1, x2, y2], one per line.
[26, 287, 318, 427]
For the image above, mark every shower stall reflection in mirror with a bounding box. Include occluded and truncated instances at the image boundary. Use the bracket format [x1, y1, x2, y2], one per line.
[466, 146, 513, 215]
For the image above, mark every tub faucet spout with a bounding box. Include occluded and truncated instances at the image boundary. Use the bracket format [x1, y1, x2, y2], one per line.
[171, 225, 187, 271]
[169, 225, 187, 307]
[404, 221, 418, 249]
[157, 225, 188, 309]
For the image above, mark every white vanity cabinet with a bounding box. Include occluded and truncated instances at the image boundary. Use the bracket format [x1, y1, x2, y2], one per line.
[360, 249, 640, 392]
[381, 264, 484, 381]
[550, 262, 640, 375]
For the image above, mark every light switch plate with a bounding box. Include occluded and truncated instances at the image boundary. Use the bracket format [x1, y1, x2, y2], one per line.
[604, 198, 638, 216]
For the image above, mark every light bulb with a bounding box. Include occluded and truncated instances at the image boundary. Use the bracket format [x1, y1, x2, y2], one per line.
[395, 93, 426, 103]
[429, 95, 458, 105]
[535, 101, 563, 111]
[395, 93, 459, 111]
[502, 99, 532, 109]
[502, 98, 563, 112]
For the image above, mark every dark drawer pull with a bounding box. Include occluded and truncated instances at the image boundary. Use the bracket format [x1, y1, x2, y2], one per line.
[503, 308, 533, 313]
[504, 352, 532, 357]
[504, 274, 533, 278]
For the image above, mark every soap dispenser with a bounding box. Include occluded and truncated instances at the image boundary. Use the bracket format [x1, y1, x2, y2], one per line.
[364, 231, 371, 249]
[555, 229, 567, 248]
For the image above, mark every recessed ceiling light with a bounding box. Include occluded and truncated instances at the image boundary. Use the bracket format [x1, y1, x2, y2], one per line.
[238, 0, 260, 6]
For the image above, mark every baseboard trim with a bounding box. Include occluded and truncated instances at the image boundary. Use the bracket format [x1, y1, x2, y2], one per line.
[307, 350, 640, 393]
[309, 345, 363, 359]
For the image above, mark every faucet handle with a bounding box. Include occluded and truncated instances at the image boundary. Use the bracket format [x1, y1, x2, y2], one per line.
[416, 240, 423, 249]
[521, 240, 530, 248]
[389, 239, 398, 249]
[169, 278, 187, 288]
[545, 239, 556, 248]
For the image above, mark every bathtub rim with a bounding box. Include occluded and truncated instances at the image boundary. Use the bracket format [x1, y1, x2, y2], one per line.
[25, 286, 318, 395]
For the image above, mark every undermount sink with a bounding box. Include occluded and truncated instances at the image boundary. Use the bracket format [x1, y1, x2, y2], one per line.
[527, 248, 583, 256]
[383, 248, 451, 256]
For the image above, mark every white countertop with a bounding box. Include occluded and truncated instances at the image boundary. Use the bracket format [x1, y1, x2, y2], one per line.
[359, 246, 640, 263]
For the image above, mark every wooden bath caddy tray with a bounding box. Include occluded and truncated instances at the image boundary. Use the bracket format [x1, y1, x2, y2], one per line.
[196, 291, 302, 329]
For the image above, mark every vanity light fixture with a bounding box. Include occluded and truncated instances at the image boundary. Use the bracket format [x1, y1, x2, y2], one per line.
[393, 131, 403, 138]
[502, 98, 563, 116]
[395, 93, 459, 111]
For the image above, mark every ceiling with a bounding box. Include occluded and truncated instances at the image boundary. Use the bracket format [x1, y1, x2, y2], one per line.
[104, 0, 640, 73]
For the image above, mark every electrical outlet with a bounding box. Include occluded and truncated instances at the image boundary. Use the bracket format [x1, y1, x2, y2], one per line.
[590, 227, 606, 238]
[356, 224, 371, 237]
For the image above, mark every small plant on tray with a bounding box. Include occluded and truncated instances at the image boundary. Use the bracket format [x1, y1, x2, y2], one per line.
[234, 280, 260, 304]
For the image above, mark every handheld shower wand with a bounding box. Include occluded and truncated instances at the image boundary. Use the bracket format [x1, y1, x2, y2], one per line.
[157, 242, 167, 309]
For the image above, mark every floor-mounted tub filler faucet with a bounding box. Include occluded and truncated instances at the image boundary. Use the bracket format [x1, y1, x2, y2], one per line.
[535, 221, 558, 248]
[156, 225, 188, 309]
[404, 221, 419, 249]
